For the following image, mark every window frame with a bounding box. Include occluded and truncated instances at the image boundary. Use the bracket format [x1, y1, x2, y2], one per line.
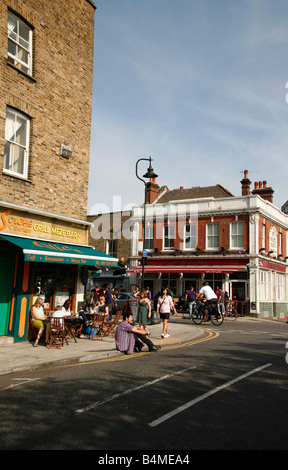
[184, 222, 197, 250]
[106, 239, 117, 258]
[163, 224, 175, 251]
[144, 224, 154, 251]
[276, 273, 284, 301]
[8, 11, 33, 76]
[4, 107, 30, 179]
[259, 270, 268, 301]
[206, 222, 219, 250]
[230, 221, 245, 250]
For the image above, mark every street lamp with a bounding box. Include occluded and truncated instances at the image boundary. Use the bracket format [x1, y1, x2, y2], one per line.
[135, 157, 158, 289]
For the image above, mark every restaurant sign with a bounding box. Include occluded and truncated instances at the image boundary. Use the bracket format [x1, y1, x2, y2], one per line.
[0, 208, 86, 244]
[0, 235, 118, 268]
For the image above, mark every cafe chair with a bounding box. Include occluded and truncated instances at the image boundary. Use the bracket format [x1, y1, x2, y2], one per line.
[102, 310, 122, 338]
[48, 318, 65, 349]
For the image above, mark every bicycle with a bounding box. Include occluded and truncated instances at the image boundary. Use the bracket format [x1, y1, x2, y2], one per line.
[224, 300, 238, 320]
[191, 300, 224, 326]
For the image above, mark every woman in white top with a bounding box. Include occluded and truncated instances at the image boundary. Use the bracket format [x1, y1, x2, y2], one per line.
[30, 297, 48, 347]
[62, 299, 72, 316]
[157, 288, 176, 339]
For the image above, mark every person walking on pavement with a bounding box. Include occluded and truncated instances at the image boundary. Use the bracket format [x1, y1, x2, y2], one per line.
[157, 287, 176, 338]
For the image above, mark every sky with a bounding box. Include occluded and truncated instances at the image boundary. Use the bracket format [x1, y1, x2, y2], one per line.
[87, 0, 288, 215]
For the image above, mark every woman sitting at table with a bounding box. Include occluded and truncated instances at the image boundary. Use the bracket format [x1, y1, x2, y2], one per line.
[62, 299, 72, 316]
[97, 295, 109, 321]
[30, 297, 48, 347]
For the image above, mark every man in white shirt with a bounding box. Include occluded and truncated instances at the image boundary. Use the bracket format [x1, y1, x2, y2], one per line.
[197, 282, 217, 321]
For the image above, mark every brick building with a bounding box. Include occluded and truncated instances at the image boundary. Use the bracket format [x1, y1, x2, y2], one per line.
[128, 170, 288, 320]
[87, 210, 132, 291]
[0, 0, 117, 342]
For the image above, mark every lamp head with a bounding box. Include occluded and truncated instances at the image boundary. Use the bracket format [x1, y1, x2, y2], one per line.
[143, 158, 158, 179]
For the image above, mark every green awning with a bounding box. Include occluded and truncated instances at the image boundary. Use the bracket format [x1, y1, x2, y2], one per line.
[0, 234, 118, 267]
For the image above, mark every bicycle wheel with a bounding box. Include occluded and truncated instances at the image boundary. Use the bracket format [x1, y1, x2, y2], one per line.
[191, 309, 204, 325]
[210, 306, 224, 326]
[225, 302, 237, 320]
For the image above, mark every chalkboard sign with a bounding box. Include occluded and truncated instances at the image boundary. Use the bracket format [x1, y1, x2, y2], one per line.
[124, 298, 139, 322]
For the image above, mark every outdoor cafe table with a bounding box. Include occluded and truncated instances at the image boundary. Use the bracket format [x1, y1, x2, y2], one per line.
[63, 316, 80, 343]
[85, 311, 109, 340]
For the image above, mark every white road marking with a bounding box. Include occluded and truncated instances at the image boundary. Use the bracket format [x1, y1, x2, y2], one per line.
[75, 365, 199, 415]
[148, 363, 272, 428]
[2, 378, 40, 391]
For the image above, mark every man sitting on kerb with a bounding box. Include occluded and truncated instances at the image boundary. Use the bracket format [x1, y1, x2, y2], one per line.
[115, 311, 161, 355]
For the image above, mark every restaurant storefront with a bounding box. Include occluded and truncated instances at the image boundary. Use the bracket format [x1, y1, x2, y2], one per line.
[0, 204, 118, 342]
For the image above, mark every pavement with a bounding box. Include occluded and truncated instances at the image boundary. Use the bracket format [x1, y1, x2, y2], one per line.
[0, 316, 205, 376]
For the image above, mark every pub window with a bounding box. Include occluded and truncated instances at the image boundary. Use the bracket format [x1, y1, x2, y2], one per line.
[259, 270, 268, 300]
[8, 11, 33, 76]
[206, 222, 219, 250]
[276, 273, 284, 301]
[144, 224, 154, 250]
[184, 223, 197, 250]
[230, 221, 244, 249]
[261, 224, 266, 249]
[278, 231, 282, 255]
[163, 224, 175, 250]
[4, 107, 30, 178]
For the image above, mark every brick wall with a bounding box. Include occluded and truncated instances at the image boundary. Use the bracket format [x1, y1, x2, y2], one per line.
[259, 216, 286, 258]
[0, 0, 95, 220]
[88, 211, 132, 265]
[141, 214, 249, 253]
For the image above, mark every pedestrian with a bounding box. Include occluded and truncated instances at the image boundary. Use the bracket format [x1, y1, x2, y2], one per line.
[184, 286, 196, 319]
[104, 284, 114, 317]
[218, 286, 225, 306]
[115, 312, 161, 354]
[137, 289, 151, 330]
[157, 287, 176, 339]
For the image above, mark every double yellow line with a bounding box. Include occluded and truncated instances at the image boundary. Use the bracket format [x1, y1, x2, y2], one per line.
[31, 327, 219, 372]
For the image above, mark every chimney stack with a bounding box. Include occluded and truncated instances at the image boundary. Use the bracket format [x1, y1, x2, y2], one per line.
[241, 169, 251, 196]
[252, 179, 274, 203]
[145, 176, 159, 204]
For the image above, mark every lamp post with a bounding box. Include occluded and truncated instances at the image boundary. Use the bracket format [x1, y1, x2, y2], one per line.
[135, 157, 158, 289]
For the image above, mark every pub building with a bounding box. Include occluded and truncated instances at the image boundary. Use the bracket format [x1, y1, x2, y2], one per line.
[0, 202, 118, 342]
[128, 170, 288, 320]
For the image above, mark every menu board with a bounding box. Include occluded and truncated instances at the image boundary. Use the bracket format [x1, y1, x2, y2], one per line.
[54, 292, 69, 308]
[124, 298, 138, 321]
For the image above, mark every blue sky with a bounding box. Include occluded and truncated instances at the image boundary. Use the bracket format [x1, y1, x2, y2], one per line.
[88, 0, 288, 214]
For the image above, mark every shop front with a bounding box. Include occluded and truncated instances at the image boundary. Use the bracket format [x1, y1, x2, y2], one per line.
[0, 204, 118, 342]
[127, 257, 249, 306]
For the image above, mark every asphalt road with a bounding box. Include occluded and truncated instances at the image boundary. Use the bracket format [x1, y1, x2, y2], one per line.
[0, 317, 287, 451]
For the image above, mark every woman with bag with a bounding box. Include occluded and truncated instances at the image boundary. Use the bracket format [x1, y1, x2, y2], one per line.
[157, 288, 176, 339]
[137, 289, 151, 331]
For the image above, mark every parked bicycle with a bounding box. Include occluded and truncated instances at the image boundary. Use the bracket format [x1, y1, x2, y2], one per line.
[224, 300, 238, 320]
[191, 299, 224, 326]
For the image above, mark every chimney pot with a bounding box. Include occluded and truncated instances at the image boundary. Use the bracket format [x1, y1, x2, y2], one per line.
[241, 169, 251, 196]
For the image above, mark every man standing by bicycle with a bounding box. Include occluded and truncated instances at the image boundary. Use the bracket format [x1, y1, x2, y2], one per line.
[196, 282, 218, 321]
[185, 286, 196, 319]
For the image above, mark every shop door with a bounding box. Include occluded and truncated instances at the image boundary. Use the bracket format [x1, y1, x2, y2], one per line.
[0, 257, 14, 336]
